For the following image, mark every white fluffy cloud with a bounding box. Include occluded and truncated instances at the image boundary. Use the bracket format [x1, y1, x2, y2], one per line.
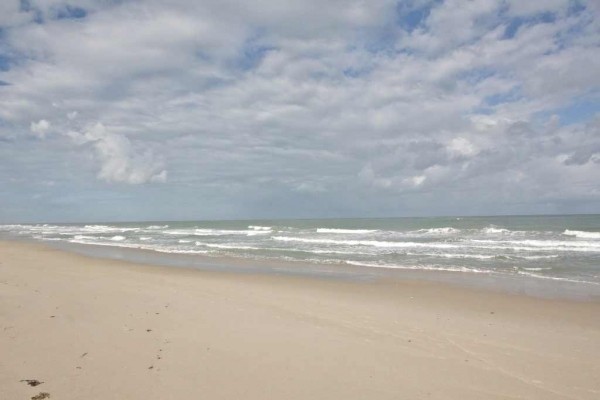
[66, 123, 167, 185]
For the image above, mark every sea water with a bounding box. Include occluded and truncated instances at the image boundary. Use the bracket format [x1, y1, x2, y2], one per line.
[2, 215, 599, 291]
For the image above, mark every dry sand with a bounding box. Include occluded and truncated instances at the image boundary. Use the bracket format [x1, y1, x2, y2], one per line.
[1, 240, 599, 399]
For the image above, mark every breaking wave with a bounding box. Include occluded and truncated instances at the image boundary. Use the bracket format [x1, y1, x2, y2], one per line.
[272, 236, 458, 249]
[316, 228, 378, 234]
[563, 230, 600, 239]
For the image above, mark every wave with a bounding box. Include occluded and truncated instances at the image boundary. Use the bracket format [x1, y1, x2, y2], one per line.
[483, 226, 510, 234]
[196, 242, 262, 250]
[344, 261, 598, 285]
[248, 225, 272, 230]
[563, 230, 600, 239]
[272, 236, 458, 249]
[470, 239, 600, 252]
[165, 229, 271, 236]
[497, 239, 600, 248]
[146, 225, 169, 230]
[68, 239, 210, 255]
[74, 235, 96, 240]
[516, 271, 599, 285]
[411, 252, 559, 260]
[413, 227, 460, 235]
[110, 235, 126, 241]
[316, 228, 377, 234]
[272, 236, 600, 253]
[84, 225, 140, 233]
[420, 253, 496, 260]
[521, 255, 559, 260]
[156, 249, 210, 255]
[246, 230, 272, 236]
[344, 261, 492, 274]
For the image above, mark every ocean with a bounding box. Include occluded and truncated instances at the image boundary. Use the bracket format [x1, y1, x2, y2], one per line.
[2, 215, 599, 295]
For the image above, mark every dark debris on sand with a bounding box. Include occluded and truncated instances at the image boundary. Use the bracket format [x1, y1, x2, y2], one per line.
[31, 393, 50, 400]
[20, 379, 43, 387]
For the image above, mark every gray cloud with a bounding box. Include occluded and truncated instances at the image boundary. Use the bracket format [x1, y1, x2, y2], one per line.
[0, 0, 599, 222]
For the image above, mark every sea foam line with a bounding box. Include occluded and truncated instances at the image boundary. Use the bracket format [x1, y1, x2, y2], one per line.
[272, 236, 458, 249]
[165, 229, 271, 236]
[316, 228, 378, 234]
[563, 230, 600, 239]
[516, 271, 600, 285]
[248, 225, 272, 230]
[344, 261, 492, 274]
[412, 227, 460, 235]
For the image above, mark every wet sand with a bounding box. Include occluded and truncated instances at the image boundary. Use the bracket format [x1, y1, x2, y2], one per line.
[1, 240, 599, 399]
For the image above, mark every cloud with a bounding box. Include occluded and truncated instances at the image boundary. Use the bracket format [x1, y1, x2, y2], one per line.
[0, 0, 598, 221]
[67, 123, 167, 185]
[448, 137, 477, 158]
[30, 119, 50, 138]
[406, 175, 426, 187]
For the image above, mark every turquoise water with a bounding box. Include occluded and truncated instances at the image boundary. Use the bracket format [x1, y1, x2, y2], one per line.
[2, 215, 600, 286]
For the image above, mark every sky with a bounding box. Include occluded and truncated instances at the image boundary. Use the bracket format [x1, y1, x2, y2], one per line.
[0, 0, 599, 223]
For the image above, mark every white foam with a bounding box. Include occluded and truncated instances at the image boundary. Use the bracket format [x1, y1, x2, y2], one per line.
[470, 239, 600, 252]
[521, 255, 559, 260]
[422, 253, 496, 260]
[246, 230, 272, 236]
[74, 235, 96, 240]
[413, 227, 460, 235]
[166, 228, 270, 236]
[517, 271, 599, 285]
[84, 225, 139, 233]
[563, 230, 600, 239]
[111, 235, 126, 241]
[306, 248, 375, 255]
[68, 240, 142, 249]
[68, 239, 210, 255]
[483, 226, 510, 234]
[316, 228, 378, 234]
[344, 261, 491, 274]
[248, 225, 272, 230]
[199, 243, 263, 250]
[272, 236, 458, 249]
[508, 239, 600, 248]
[157, 249, 210, 254]
[139, 237, 152, 241]
[146, 225, 169, 229]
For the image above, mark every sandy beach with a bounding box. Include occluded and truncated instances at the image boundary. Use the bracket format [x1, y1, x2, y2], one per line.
[1, 240, 599, 399]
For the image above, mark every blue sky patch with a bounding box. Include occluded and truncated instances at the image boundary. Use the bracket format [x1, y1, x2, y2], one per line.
[554, 95, 600, 126]
[503, 12, 557, 39]
[396, 4, 432, 32]
[0, 54, 12, 71]
[236, 43, 276, 71]
[54, 5, 87, 20]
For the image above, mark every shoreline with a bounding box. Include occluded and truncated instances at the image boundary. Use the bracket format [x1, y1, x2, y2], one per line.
[2, 240, 600, 399]
[6, 235, 600, 302]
